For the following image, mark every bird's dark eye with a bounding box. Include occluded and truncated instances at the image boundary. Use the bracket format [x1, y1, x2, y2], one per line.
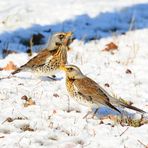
[59, 34, 64, 39]
[55, 42, 62, 46]
[68, 67, 73, 71]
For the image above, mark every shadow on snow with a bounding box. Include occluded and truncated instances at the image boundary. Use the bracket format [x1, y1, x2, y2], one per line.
[0, 3, 148, 54]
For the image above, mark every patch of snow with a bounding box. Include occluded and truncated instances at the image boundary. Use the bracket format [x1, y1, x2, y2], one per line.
[0, 0, 148, 148]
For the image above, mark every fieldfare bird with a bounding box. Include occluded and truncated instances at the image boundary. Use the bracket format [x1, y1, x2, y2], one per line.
[60, 65, 146, 116]
[11, 32, 73, 77]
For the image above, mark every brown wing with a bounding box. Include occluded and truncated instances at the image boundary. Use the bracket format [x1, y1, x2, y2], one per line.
[74, 77, 110, 105]
[24, 49, 51, 68]
[74, 77, 121, 113]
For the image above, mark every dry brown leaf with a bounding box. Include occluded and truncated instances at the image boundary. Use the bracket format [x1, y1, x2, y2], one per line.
[102, 42, 118, 52]
[1, 61, 17, 71]
[21, 95, 28, 101]
[20, 124, 34, 132]
[53, 109, 57, 114]
[126, 69, 132, 74]
[23, 98, 36, 107]
[53, 93, 59, 98]
[100, 114, 147, 127]
[21, 95, 35, 107]
[1, 117, 13, 124]
[104, 83, 110, 87]
[99, 120, 104, 124]
[0, 136, 5, 138]
[1, 116, 27, 124]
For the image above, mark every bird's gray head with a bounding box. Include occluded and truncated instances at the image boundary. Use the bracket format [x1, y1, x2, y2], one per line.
[60, 65, 84, 79]
[47, 32, 73, 50]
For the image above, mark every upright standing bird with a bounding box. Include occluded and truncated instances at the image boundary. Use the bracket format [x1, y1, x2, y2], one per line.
[60, 65, 146, 116]
[11, 32, 73, 77]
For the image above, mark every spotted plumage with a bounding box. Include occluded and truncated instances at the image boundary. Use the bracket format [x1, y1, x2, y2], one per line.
[11, 32, 73, 77]
[61, 65, 146, 114]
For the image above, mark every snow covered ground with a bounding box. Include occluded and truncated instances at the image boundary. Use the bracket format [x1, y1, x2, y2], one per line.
[0, 0, 148, 147]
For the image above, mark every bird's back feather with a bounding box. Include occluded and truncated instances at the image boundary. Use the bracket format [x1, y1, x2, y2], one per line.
[74, 76, 145, 113]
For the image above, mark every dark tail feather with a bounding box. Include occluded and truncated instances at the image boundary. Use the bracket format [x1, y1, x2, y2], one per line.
[11, 68, 22, 75]
[109, 96, 146, 113]
[119, 102, 146, 113]
[106, 101, 121, 114]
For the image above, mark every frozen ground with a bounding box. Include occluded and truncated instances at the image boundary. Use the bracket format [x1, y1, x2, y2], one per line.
[0, 0, 148, 148]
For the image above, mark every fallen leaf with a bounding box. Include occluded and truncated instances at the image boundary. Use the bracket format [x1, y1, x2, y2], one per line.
[102, 42, 118, 52]
[1, 116, 27, 124]
[1, 61, 17, 71]
[53, 93, 59, 97]
[23, 98, 36, 107]
[99, 120, 104, 124]
[1, 117, 13, 124]
[53, 109, 57, 114]
[104, 83, 110, 87]
[21, 95, 36, 107]
[0, 136, 5, 138]
[20, 124, 34, 132]
[21, 95, 28, 101]
[126, 69, 132, 74]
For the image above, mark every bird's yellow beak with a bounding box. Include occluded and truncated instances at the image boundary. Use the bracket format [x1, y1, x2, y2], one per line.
[60, 65, 67, 71]
[63, 32, 73, 46]
[65, 32, 73, 37]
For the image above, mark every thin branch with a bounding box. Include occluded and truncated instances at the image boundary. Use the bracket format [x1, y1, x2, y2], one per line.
[137, 139, 148, 148]
[120, 127, 129, 136]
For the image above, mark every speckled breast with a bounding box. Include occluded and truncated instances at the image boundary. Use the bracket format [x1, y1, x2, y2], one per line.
[66, 78, 96, 107]
[33, 45, 67, 75]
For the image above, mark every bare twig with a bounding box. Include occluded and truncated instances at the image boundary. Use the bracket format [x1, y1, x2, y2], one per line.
[0, 75, 15, 80]
[120, 127, 129, 136]
[29, 36, 33, 56]
[137, 139, 148, 148]
[124, 43, 139, 65]
[26, 36, 33, 56]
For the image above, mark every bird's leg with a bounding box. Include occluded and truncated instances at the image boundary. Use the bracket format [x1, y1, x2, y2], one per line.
[119, 112, 126, 126]
[83, 111, 92, 119]
[92, 108, 99, 118]
[83, 108, 100, 119]
[35, 80, 43, 85]
[0, 75, 16, 80]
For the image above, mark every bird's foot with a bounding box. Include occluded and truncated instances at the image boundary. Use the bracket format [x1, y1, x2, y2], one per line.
[0, 75, 15, 80]
[92, 108, 99, 118]
[83, 108, 99, 120]
[83, 111, 93, 119]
